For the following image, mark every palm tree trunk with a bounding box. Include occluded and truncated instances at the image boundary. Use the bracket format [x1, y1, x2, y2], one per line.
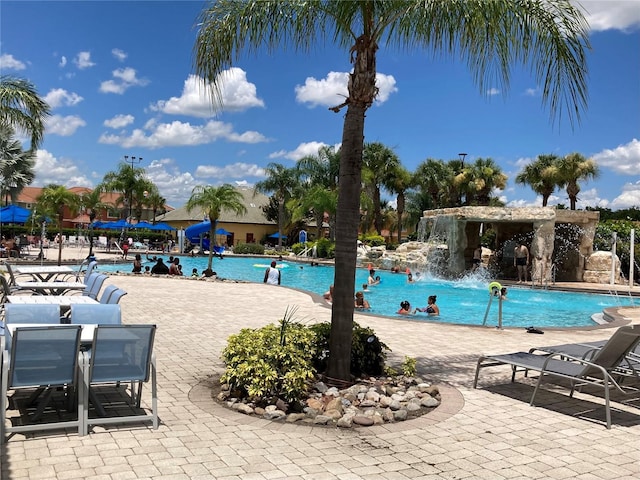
[327, 103, 365, 382]
[397, 193, 405, 244]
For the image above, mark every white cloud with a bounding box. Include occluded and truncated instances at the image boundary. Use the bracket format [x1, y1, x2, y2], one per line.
[99, 67, 149, 94]
[112, 48, 127, 61]
[487, 88, 500, 96]
[74, 51, 95, 69]
[59, 56, 67, 68]
[592, 138, 640, 175]
[576, 0, 640, 32]
[525, 86, 541, 97]
[98, 119, 269, 149]
[611, 181, 640, 209]
[150, 70, 264, 117]
[0, 54, 26, 71]
[295, 71, 397, 108]
[43, 88, 83, 108]
[33, 149, 93, 187]
[104, 114, 135, 129]
[268, 141, 330, 161]
[145, 158, 198, 206]
[46, 115, 86, 136]
[195, 162, 266, 179]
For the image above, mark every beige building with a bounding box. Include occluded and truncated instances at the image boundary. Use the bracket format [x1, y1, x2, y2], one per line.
[156, 187, 276, 246]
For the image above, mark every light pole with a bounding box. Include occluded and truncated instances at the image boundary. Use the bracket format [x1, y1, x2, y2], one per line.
[458, 152, 467, 169]
[123, 155, 143, 222]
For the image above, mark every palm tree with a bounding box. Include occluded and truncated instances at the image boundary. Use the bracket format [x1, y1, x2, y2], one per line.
[144, 189, 167, 224]
[36, 185, 79, 265]
[98, 162, 148, 221]
[185, 184, 247, 275]
[362, 142, 400, 235]
[414, 159, 452, 209]
[515, 154, 561, 207]
[254, 163, 298, 249]
[295, 145, 340, 239]
[194, 0, 589, 382]
[384, 164, 413, 244]
[0, 75, 51, 151]
[555, 153, 600, 210]
[0, 125, 35, 204]
[78, 188, 111, 258]
[462, 158, 508, 206]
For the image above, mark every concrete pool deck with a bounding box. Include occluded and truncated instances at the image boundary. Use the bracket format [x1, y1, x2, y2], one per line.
[2, 251, 640, 479]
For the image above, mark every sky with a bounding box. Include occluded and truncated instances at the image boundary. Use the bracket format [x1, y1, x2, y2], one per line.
[1, 0, 639, 210]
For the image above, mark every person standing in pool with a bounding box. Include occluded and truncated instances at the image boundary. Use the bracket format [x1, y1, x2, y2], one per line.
[264, 260, 281, 285]
[514, 243, 529, 283]
[414, 295, 440, 315]
[397, 300, 413, 315]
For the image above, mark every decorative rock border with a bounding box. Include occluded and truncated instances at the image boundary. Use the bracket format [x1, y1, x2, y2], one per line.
[189, 375, 465, 432]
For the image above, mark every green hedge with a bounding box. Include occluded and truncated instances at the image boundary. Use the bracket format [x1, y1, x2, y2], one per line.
[234, 242, 265, 255]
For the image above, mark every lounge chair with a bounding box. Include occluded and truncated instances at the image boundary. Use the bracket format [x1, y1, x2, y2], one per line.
[473, 324, 640, 429]
[530, 339, 640, 375]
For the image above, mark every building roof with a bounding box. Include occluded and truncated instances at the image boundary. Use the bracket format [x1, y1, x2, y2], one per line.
[157, 187, 275, 225]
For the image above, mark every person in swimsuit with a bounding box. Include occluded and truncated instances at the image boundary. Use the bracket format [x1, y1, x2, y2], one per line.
[397, 300, 412, 315]
[354, 291, 370, 310]
[414, 295, 440, 315]
[514, 243, 529, 283]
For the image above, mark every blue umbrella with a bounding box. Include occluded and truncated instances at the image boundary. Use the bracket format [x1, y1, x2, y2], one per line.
[0, 205, 31, 224]
[269, 232, 287, 239]
[151, 222, 176, 231]
[100, 219, 135, 230]
[132, 221, 155, 229]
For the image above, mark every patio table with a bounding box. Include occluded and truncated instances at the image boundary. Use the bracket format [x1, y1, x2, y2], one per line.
[4, 322, 96, 344]
[14, 281, 86, 296]
[6, 295, 97, 306]
[13, 265, 74, 282]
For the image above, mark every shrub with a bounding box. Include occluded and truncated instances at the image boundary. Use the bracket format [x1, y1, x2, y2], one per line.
[220, 308, 316, 402]
[315, 238, 333, 258]
[309, 321, 390, 377]
[361, 234, 385, 247]
[290, 242, 307, 255]
[234, 242, 265, 255]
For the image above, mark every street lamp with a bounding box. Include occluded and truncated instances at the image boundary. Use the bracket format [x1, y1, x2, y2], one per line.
[123, 155, 143, 222]
[458, 152, 467, 168]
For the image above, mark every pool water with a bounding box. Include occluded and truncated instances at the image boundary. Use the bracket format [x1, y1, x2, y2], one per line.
[99, 256, 636, 328]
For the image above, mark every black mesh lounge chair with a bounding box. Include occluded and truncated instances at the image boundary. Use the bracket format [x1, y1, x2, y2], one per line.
[473, 324, 640, 429]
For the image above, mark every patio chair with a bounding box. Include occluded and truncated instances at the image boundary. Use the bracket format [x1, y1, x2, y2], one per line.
[473, 324, 640, 429]
[1, 325, 84, 443]
[83, 324, 158, 434]
[5, 304, 62, 324]
[79, 273, 108, 300]
[530, 339, 640, 375]
[99, 286, 127, 305]
[70, 304, 121, 325]
[68, 259, 97, 283]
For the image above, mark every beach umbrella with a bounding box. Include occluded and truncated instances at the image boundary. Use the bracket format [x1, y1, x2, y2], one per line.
[0, 205, 31, 224]
[150, 222, 176, 231]
[132, 221, 155, 229]
[100, 219, 134, 229]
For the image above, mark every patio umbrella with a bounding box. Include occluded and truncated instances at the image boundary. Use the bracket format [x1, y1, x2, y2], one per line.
[0, 205, 31, 224]
[132, 221, 155, 229]
[150, 222, 176, 231]
[268, 232, 287, 239]
[66, 213, 91, 224]
[99, 219, 134, 230]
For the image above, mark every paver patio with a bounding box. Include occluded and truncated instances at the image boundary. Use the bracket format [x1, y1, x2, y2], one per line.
[2, 266, 640, 479]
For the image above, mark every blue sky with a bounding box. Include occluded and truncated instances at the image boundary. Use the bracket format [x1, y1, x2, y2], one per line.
[1, 1, 639, 210]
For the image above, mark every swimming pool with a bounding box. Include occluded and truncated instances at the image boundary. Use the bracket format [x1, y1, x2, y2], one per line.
[99, 255, 636, 328]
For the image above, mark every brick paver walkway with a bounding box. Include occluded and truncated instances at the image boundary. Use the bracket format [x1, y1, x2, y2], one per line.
[2, 269, 640, 479]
